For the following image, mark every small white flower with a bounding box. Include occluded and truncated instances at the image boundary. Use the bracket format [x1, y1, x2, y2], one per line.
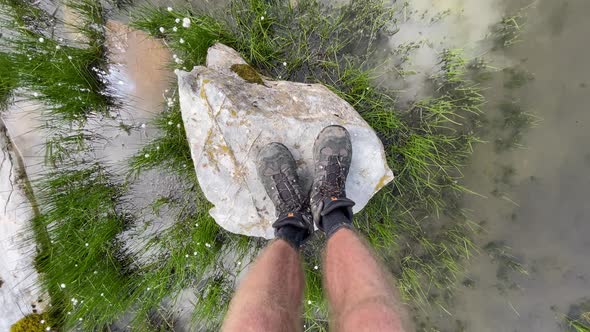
[179, 38, 185, 44]
[60, 283, 66, 288]
[156, 146, 160, 150]
[93, 270, 98, 274]
[182, 164, 187, 168]
[140, 123, 146, 129]
[147, 287, 151, 291]
[67, 311, 71, 315]
[159, 27, 165, 33]
[167, 6, 173, 11]
[313, 265, 318, 270]
[46, 327, 50, 331]
[40, 319, 45, 324]
[307, 300, 312, 305]
[205, 243, 211, 248]
[260, 16, 265, 20]
[237, 261, 242, 266]
[172, 54, 178, 59]
[175, 18, 181, 23]
[182, 17, 191, 28]
[193, 251, 197, 256]
[33, 92, 39, 97]
[144, 153, 150, 158]
[78, 318, 83, 321]
[85, 243, 89, 247]
[167, 121, 173, 125]
[67, 56, 73, 60]
[172, 26, 178, 32]
[56, 45, 61, 50]
[176, 123, 181, 128]
[283, 62, 287, 67]
[38, 37, 44, 43]
[195, 223, 199, 227]
[28, 57, 32, 60]
[175, 57, 183, 64]
[185, 254, 189, 258]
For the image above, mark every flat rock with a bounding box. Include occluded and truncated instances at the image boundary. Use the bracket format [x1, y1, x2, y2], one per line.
[177, 43, 394, 239]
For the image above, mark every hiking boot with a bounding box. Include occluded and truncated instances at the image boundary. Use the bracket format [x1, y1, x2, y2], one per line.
[310, 126, 356, 237]
[257, 142, 313, 248]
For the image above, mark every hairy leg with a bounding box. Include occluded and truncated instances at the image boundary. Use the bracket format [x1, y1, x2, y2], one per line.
[324, 228, 410, 332]
[222, 239, 304, 332]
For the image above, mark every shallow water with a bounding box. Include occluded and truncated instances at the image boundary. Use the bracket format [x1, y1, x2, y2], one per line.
[2, 0, 587, 329]
[431, 0, 590, 330]
[113, 0, 590, 330]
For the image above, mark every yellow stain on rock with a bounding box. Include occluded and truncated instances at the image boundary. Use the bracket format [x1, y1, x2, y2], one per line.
[374, 174, 392, 192]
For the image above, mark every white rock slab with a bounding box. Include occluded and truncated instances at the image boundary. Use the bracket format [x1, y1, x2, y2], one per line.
[177, 44, 394, 239]
[0, 123, 47, 331]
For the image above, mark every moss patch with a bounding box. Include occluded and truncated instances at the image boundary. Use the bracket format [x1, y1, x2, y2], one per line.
[10, 313, 52, 332]
[230, 64, 264, 85]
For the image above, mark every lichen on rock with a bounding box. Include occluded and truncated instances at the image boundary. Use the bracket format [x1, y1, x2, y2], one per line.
[230, 64, 264, 85]
[10, 313, 50, 332]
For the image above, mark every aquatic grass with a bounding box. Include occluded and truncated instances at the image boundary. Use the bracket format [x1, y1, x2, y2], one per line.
[34, 165, 135, 330]
[129, 0, 487, 323]
[0, 52, 18, 109]
[129, 98, 194, 178]
[563, 299, 590, 332]
[566, 313, 590, 332]
[0, 0, 142, 329]
[131, 6, 235, 70]
[0, 0, 114, 136]
[494, 99, 539, 152]
[492, 11, 525, 49]
[1, 0, 505, 330]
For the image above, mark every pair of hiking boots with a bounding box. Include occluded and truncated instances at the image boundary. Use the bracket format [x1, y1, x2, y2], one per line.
[257, 125, 356, 249]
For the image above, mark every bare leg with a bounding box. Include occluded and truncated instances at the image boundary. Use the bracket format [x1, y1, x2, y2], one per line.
[222, 239, 304, 332]
[324, 228, 409, 332]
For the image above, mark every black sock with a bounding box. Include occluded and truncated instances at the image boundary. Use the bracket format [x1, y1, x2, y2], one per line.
[321, 207, 353, 237]
[276, 224, 309, 249]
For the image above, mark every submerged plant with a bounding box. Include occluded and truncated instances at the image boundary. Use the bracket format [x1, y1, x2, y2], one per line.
[492, 11, 526, 49]
[565, 299, 590, 332]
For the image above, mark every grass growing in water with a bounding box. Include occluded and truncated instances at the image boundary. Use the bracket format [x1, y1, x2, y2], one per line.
[0, 0, 136, 330]
[131, 0, 485, 325]
[0, 0, 529, 330]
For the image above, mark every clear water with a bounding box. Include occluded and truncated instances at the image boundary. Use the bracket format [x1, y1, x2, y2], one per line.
[430, 0, 590, 330]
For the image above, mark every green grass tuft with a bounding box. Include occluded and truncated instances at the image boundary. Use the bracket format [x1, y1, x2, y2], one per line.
[34, 165, 135, 330]
[0, 0, 114, 123]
